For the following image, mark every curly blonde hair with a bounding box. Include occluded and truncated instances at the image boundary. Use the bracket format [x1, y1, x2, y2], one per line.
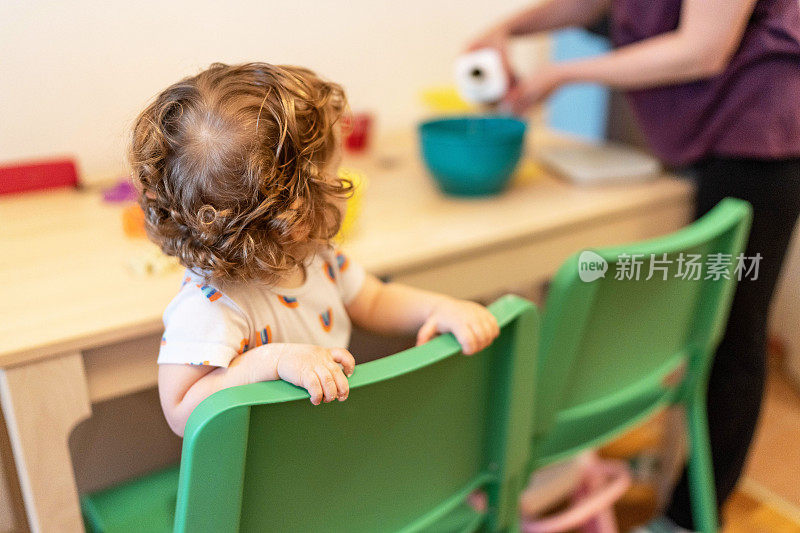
[129, 62, 351, 283]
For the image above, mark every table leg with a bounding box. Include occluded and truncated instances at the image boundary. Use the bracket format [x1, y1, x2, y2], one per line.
[0, 411, 27, 533]
[0, 352, 91, 533]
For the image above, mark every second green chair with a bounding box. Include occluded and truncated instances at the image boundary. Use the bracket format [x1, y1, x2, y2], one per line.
[531, 198, 752, 533]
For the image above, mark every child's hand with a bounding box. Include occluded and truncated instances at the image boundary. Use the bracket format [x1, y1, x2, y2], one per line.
[416, 298, 500, 355]
[273, 344, 355, 405]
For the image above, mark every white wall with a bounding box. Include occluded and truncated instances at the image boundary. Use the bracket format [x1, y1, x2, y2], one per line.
[0, 0, 545, 184]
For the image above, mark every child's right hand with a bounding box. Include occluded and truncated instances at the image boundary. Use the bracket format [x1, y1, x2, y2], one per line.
[273, 344, 355, 405]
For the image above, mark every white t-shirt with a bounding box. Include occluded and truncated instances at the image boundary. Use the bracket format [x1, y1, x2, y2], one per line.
[158, 246, 366, 367]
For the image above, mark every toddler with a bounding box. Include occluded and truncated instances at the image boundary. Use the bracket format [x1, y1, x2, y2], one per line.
[130, 63, 499, 436]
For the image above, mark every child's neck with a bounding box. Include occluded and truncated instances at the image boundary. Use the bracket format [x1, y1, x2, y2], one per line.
[276, 265, 307, 289]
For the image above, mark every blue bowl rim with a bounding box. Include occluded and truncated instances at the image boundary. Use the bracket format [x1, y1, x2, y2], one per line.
[419, 115, 527, 145]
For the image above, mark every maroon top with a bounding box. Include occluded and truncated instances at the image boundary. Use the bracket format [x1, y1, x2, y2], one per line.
[610, 0, 800, 166]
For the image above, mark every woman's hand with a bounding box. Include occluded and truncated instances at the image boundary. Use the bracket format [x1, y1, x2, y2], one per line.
[466, 27, 564, 115]
[272, 344, 356, 405]
[416, 298, 500, 355]
[503, 64, 564, 115]
[465, 25, 518, 91]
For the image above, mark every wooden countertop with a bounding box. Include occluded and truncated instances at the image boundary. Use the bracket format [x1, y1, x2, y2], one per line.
[0, 131, 693, 367]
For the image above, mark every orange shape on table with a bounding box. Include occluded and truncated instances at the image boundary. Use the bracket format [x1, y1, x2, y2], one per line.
[122, 204, 147, 238]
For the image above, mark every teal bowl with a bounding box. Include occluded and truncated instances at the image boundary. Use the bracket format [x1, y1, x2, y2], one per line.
[418, 116, 527, 197]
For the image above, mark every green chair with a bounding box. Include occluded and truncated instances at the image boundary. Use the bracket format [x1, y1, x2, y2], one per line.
[531, 198, 752, 533]
[81, 295, 539, 533]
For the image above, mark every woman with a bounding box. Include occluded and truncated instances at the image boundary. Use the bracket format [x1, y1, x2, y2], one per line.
[468, 0, 800, 530]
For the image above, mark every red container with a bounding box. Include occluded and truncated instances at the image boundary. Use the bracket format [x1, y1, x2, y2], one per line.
[0, 158, 79, 195]
[343, 112, 373, 153]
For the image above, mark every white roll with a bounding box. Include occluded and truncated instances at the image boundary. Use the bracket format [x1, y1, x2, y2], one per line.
[454, 48, 509, 105]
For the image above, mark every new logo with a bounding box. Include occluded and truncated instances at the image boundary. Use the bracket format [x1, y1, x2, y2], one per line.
[578, 250, 608, 282]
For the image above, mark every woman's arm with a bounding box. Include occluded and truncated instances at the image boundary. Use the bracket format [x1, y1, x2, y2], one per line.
[505, 0, 758, 113]
[467, 0, 610, 86]
[469, 0, 610, 50]
[499, 0, 610, 39]
[345, 274, 500, 355]
[159, 343, 355, 436]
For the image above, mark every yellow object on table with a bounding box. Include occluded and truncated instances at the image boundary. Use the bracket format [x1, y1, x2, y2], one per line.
[336, 167, 367, 243]
[512, 159, 547, 186]
[419, 86, 476, 114]
[127, 243, 181, 277]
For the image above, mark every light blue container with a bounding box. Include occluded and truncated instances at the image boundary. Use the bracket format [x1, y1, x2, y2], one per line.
[418, 116, 527, 197]
[549, 28, 611, 142]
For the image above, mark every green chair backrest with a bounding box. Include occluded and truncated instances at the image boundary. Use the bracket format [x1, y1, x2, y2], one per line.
[174, 295, 539, 533]
[533, 198, 752, 465]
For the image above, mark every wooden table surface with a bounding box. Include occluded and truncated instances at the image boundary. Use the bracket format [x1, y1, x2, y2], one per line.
[0, 131, 693, 369]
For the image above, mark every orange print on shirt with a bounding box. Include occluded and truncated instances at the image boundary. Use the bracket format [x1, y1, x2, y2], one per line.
[278, 295, 299, 308]
[196, 283, 223, 302]
[335, 251, 349, 272]
[323, 262, 336, 282]
[237, 338, 250, 355]
[254, 325, 272, 347]
[319, 308, 333, 332]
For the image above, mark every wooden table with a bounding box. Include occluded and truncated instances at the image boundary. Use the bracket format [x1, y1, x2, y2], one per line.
[0, 131, 694, 532]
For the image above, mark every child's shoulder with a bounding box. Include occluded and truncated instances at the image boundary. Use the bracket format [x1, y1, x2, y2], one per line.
[309, 244, 357, 280]
[315, 244, 351, 270]
[310, 245, 365, 304]
[168, 269, 247, 315]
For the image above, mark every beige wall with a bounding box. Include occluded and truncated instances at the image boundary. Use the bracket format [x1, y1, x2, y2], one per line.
[0, 0, 545, 185]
